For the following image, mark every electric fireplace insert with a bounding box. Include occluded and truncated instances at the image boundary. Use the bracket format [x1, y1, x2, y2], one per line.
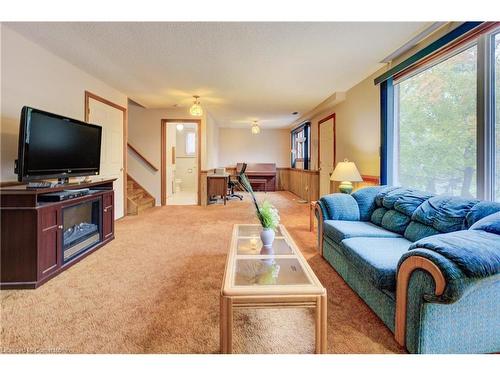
[62, 198, 101, 263]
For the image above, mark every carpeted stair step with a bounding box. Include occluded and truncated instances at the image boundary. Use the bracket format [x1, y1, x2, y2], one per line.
[137, 197, 155, 213]
[126, 174, 154, 215]
[128, 190, 144, 200]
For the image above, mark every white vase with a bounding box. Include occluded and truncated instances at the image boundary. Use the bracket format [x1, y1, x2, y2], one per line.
[260, 228, 275, 247]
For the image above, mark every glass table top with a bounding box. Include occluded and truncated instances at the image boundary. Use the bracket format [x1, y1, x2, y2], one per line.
[236, 237, 294, 255]
[237, 225, 283, 238]
[234, 258, 311, 286]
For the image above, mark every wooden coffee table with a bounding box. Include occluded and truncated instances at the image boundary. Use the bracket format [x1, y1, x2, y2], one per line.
[220, 224, 327, 354]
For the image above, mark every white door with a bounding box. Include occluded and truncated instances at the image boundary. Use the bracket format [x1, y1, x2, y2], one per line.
[192, 127, 199, 197]
[88, 98, 124, 219]
[319, 117, 335, 197]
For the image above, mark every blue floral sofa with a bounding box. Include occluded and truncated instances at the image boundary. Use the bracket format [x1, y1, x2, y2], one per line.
[315, 186, 500, 354]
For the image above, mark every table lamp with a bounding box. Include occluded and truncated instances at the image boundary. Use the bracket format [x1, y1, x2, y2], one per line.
[330, 159, 363, 194]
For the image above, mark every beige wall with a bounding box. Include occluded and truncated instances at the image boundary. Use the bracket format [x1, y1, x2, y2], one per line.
[302, 86, 379, 177]
[127, 103, 219, 204]
[218, 128, 290, 168]
[330, 72, 381, 176]
[205, 112, 219, 169]
[0, 25, 128, 182]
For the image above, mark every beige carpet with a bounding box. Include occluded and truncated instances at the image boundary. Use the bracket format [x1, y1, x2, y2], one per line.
[0, 191, 404, 354]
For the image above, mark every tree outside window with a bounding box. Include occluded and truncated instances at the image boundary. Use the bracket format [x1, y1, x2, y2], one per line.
[395, 44, 477, 198]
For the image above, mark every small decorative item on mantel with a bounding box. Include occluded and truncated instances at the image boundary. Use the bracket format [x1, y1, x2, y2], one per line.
[240, 173, 280, 252]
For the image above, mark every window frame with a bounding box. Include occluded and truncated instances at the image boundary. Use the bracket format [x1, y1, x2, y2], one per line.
[379, 22, 500, 201]
[291, 122, 311, 170]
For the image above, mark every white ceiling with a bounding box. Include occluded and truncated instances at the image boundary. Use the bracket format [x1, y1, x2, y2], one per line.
[7, 22, 430, 128]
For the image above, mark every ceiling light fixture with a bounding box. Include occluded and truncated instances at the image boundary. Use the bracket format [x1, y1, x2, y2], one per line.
[189, 95, 203, 117]
[251, 120, 261, 135]
[176, 124, 184, 131]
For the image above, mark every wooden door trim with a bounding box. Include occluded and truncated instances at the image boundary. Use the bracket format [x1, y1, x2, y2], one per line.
[318, 113, 336, 194]
[84, 91, 128, 218]
[161, 119, 202, 206]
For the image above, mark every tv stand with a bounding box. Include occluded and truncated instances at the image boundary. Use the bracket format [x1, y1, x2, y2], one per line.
[0, 178, 116, 289]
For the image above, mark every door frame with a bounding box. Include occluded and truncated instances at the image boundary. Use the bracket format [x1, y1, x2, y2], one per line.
[84, 91, 128, 217]
[318, 113, 336, 194]
[161, 119, 202, 206]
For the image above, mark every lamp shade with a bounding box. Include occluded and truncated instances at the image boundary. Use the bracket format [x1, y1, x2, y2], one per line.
[330, 159, 363, 182]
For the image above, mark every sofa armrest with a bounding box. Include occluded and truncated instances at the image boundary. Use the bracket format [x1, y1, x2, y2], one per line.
[318, 193, 360, 221]
[395, 254, 447, 347]
[315, 195, 360, 255]
[394, 248, 498, 351]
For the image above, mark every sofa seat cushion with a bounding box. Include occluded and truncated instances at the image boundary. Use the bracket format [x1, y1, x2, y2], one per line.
[341, 237, 413, 290]
[324, 220, 402, 245]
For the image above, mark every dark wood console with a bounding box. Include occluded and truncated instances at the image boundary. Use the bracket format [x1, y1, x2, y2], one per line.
[1, 179, 116, 289]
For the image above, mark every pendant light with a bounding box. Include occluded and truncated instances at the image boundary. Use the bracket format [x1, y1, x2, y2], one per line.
[189, 95, 203, 117]
[251, 120, 261, 135]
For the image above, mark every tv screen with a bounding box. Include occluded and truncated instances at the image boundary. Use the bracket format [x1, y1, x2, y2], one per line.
[17, 106, 102, 182]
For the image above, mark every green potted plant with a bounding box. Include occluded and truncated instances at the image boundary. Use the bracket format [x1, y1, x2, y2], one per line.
[240, 174, 280, 248]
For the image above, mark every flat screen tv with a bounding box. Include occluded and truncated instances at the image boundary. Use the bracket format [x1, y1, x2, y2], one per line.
[16, 106, 102, 182]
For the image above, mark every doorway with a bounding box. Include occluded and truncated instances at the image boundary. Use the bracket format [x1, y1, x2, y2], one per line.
[161, 119, 201, 206]
[318, 113, 336, 197]
[85, 91, 127, 219]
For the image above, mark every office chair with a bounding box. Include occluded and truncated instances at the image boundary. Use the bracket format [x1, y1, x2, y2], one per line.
[227, 163, 247, 200]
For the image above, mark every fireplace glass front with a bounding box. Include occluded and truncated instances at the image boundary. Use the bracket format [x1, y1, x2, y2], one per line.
[62, 199, 101, 263]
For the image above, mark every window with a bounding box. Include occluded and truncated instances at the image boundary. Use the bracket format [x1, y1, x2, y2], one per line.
[185, 132, 196, 155]
[381, 23, 500, 201]
[394, 45, 478, 197]
[291, 122, 310, 169]
[495, 32, 500, 201]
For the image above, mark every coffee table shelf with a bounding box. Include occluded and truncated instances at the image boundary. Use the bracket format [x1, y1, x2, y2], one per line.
[220, 224, 327, 353]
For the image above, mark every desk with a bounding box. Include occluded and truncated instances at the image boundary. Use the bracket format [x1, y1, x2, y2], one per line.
[207, 173, 230, 205]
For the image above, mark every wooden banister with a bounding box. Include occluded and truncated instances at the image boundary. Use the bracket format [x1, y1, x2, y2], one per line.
[127, 143, 159, 172]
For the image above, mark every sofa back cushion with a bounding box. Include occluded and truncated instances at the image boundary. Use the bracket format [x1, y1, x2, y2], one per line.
[370, 207, 387, 226]
[369, 187, 431, 237]
[352, 186, 393, 221]
[469, 211, 500, 235]
[381, 210, 411, 234]
[466, 201, 500, 227]
[393, 190, 433, 216]
[411, 196, 479, 233]
[354, 185, 500, 242]
[404, 221, 440, 243]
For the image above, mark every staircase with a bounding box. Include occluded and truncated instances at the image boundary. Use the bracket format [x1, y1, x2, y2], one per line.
[127, 175, 155, 215]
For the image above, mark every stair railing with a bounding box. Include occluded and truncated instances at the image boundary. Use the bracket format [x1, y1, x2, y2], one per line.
[127, 143, 159, 172]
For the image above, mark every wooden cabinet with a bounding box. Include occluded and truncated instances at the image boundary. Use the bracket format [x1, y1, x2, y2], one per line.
[102, 191, 114, 240]
[38, 206, 62, 280]
[0, 179, 116, 289]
